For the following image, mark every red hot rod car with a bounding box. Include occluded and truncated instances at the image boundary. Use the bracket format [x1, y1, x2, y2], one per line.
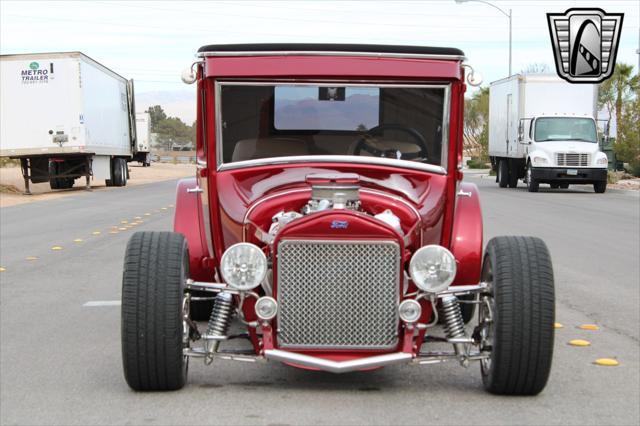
[121, 44, 555, 395]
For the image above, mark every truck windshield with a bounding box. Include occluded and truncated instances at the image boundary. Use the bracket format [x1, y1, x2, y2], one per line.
[534, 117, 596, 143]
[218, 83, 447, 168]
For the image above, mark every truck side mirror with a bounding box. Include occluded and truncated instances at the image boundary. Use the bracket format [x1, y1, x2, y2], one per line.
[518, 121, 525, 143]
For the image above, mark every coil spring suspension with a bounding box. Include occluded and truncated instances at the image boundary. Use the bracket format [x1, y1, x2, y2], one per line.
[441, 295, 467, 357]
[206, 292, 234, 357]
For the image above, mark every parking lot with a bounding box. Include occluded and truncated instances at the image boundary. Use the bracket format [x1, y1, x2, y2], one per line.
[1, 173, 638, 426]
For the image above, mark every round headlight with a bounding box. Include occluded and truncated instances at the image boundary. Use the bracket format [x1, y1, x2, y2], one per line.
[220, 243, 267, 291]
[255, 296, 278, 321]
[398, 299, 422, 323]
[409, 245, 457, 294]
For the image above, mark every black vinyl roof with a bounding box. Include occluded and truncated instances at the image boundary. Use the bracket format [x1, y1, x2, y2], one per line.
[197, 43, 464, 56]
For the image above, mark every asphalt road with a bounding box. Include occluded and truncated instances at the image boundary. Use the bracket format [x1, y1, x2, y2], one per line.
[1, 175, 638, 426]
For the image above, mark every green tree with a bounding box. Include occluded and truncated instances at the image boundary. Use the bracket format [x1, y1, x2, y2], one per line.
[146, 105, 167, 132]
[464, 87, 489, 160]
[614, 96, 640, 176]
[598, 64, 639, 141]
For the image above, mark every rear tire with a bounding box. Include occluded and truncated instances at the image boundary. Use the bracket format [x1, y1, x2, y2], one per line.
[559, 183, 569, 189]
[507, 161, 518, 188]
[550, 184, 560, 189]
[479, 236, 555, 395]
[498, 160, 509, 188]
[112, 158, 127, 187]
[121, 231, 189, 391]
[594, 181, 607, 193]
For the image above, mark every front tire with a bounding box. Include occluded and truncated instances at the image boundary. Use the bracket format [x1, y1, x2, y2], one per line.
[526, 162, 539, 193]
[594, 181, 607, 193]
[121, 232, 189, 391]
[479, 236, 555, 395]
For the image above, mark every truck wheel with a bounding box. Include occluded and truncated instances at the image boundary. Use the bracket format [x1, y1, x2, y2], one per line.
[550, 184, 560, 189]
[479, 236, 555, 395]
[112, 158, 126, 187]
[560, 183, 569, 189]
[498, 160, 509, 188]
[48, 162, 61, 189]
[121, 232, 189, 391]
[507, 161, 518, 188]
[526, 162, 539, 193]
[594, 181, 607, 193]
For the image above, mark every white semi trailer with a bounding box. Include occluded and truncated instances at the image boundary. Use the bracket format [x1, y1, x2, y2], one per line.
[489, 74, 608, 193]
[0, 52, 150, 193]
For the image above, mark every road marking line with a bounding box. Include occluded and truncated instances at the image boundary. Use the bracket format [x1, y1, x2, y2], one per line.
[594, 358, 619, 366]
[569, 339, 591, 347]
[83, 300, 121, 307]
[118, 227, 128, 231]
[134, 216, 142, 220]
[0, 267, 5, 272]
[161, 207, 168, 210]
[109, 230, 119, 234]
[554, 322, 564, 329]
[92, 231, 101, 235]
[26, 256, 38, 261]
[579, 324, 600, 331]
[51, 246, 63, 251]
[144, 213, 151, 216]
[121, 220, 128, 224]
[74, 238, 83, 243]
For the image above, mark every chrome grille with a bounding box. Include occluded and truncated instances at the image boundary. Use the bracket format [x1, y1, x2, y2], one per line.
[277, 240, 400, 349]
[556, 152, 590, 167]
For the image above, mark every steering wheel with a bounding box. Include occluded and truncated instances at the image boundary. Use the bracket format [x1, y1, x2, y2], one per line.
[351, 124, 428, 160]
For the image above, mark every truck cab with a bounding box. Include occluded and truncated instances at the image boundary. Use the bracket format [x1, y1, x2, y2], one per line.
[520, 114, 608, 192]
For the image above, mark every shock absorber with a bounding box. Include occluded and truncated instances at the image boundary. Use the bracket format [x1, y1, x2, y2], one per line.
[441, 295, 467, 357]
[206, 292, 234, 355]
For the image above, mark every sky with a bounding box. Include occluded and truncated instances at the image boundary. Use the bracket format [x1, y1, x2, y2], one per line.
[1, 0, 638, 123]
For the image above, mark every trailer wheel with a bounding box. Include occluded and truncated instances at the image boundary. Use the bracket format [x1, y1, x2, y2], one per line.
[594, 181, 607, 193]
[550, 183, 560, 189]
[121, 231, 189, 391]
[112, 158, 127, 187]
[498, 160, 509, 188]
[560, 183, 569, 189]
[479, 236, 555, 395]
[526, 162, 539, 192]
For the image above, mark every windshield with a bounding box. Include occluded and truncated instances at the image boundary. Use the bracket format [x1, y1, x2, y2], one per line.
[218, 83, 447, 168]
[534, 117, 597, 143]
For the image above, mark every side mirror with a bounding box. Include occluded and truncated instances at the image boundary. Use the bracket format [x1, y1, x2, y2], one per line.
[181, 67, 197, 85]
[518, 121, 525, 143]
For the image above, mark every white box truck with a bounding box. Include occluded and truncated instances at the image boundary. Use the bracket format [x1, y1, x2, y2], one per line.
[0, 52, 150, 193]
[489, 74, 608, 193]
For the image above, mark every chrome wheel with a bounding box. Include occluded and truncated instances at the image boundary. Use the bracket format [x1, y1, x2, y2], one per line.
[479, 256, 495, 377]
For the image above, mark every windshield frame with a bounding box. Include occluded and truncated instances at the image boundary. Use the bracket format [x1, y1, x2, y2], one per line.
[533, 116, 597, 143]
[214, 80, 451, 175]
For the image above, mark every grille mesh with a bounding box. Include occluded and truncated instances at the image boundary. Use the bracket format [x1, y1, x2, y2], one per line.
[556, 153, 590, 167]
[277, 240, 400, 349]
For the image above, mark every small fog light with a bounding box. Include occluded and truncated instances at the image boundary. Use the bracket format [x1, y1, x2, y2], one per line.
[255, 296, 278, 321]
[398, 299, 422, 323]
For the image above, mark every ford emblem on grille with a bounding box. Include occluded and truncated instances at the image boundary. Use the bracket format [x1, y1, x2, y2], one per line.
[330, 220, 349, 229]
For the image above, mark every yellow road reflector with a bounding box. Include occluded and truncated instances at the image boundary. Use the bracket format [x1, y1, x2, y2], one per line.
[0, 267, 5, 272]
[161, 207, 168, 210]
[594, 358, 619, 366]
[554, 323, 564, 329]
[569, 339, 591, 347]
[135, 220, 143, 224]
[121, 220, 128, 224]
[92, 231, 101, 235]
[109, 231, 119, 234]
[73, 238, 83, 243]
[118, 227, 127, 231]
[134, 216, 142, 220]
[51, 246, 63, 251]
[579, 324, 600, 331]
[26, 256, 38, 261]
[144, 213, 151, 216]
